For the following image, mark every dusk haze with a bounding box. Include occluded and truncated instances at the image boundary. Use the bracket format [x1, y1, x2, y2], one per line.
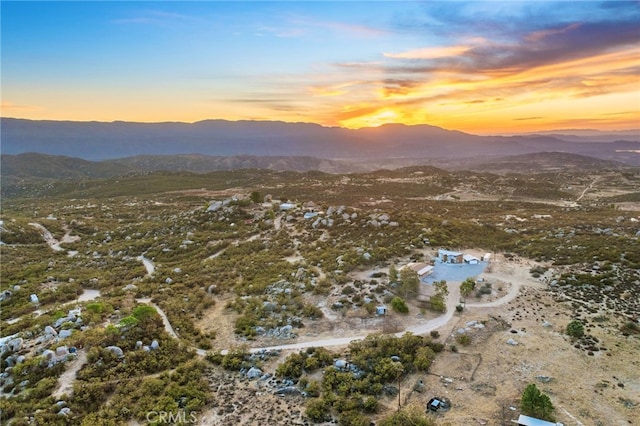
[2, 1, 639, 134]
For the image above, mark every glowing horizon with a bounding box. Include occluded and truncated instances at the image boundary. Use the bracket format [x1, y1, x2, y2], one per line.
[2, 1, 639, 135]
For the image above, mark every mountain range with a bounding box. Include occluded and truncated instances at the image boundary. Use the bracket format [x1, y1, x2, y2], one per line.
[2, 118, 639, 166]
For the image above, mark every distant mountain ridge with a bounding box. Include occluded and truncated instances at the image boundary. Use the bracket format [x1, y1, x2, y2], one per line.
[1, 117, 639, 166]
[1, 151, 633, 186]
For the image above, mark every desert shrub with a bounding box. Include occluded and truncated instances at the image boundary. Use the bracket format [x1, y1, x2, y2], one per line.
[306, 398, 330, 422]
[620, 321, 640, 335]
[378, 405, 435, 426]
[276, 352, 305, 379]
[413, 347, 436, 371]
[341, 285, 355, 295]
[390, 297, 409, 314]
[529, 265, 548, 277]
[206, 347, 250, 371]
[566, 320, 584, 338]
[455, 334, 471, 346]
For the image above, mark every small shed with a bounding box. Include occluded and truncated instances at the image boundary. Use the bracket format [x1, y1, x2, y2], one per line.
[405, 262, 434, 278]
[279, 203, 296, 211]
[427, 397, 449, 412]
[376, 306, 387, 316]
[516, 414, 564, 426]
[463, 254, 480, 264]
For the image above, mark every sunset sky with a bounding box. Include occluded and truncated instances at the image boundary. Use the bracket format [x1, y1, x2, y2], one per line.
[2, 1, 639, 134]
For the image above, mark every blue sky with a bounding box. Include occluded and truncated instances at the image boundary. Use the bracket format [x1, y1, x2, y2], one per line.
[2, 1, 639, 133]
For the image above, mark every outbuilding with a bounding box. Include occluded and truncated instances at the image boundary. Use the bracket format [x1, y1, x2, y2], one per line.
[438, 249, 463, 264]
[516, 414, 564, 426]
[463, 254, 480, 264]
[405, 262, 434, 278]
[427, 397, 449, 412]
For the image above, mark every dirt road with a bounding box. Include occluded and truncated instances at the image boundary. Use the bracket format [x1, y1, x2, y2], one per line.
[227, 276, 530, 354]
[52, 350, 87, 399]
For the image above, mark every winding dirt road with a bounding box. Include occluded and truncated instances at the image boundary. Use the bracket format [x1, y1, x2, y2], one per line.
[138, 259, 537, 356]
[224, 276, 530, 355]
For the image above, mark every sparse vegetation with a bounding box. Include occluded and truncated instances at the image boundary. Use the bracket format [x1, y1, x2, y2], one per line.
[1, 163, 638, 425]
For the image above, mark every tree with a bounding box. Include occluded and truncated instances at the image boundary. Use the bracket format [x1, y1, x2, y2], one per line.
[390, 297, 409, 314]
[566, 320, 584, 338]
[429, 294, 445, 312]
[399, 268, 419, 298]
[434, 280, 448, 296]
[460, 278, 476, 303]
[429, 280, 448, 312]
[250, 191, 263, 204]
[521, 383, 555, 421]
[388, 264, 398, 283]
[306, 398, 330, 423]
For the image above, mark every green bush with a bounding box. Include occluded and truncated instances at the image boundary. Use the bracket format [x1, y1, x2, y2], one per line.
[455, 334, 471, 346]
[378, 405, 435, 426]
[306, 398, 330, 423]
[429, 294, 445, 312]
[566, 320, 584, 338]
[390, 297, 409, 314]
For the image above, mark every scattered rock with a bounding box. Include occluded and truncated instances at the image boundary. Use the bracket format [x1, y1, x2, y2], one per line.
[58, 330, 73, 339]
[246, 367, 263, 380]
[105, 346, 124, 358]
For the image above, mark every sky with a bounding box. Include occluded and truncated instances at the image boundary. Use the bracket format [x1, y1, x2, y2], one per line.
[2, 1, 639, 134]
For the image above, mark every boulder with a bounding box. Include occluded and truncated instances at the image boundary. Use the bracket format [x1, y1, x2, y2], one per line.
[246, 367, 263, 380]
[57, 408, 72, 416]
[42, 349, 55, 360]
[274, 386, 300, 396]
[535, 375, 553, 383]
[105, 346, 124, 358]
[7, 338, 23, 353]
[334, 359, 348, 369]
[58, 330, 73, 339]
[0, 290, 11, 302]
